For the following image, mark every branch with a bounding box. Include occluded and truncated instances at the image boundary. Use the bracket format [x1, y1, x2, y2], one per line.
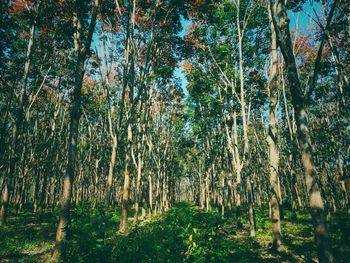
[306, 0, 338, 99]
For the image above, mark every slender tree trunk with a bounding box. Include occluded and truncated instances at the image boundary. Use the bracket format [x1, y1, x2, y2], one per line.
[53, 60, 84, 261]
[247, 175, 255, 237]
[0, 184, 9, 225]
[205, 173, 210, 212]
[148, 174, 153, 214]
[0, 18, 36, 225]
[52, 1, 98, 260]
[236, 0, 248, 154]
[119, 123, 132, 233]
[107, 135, 117, 202]
[342, 178, 350, 215]
[118, 0, 136, 232]
[233, 111, 242, 228]
[267, 5, 282, 251]
[134, 129, 144, 223]
[40, 169, 48, 212]
[106, 81, 117, 203]
[270, 1, 333, 261]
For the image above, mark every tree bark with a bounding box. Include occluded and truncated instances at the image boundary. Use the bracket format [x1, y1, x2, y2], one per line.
[119, 123, 132, 233]
[267, 4, 282, 251]
[52, 0, 98, 260]
[233, 111, 242, 228]
[247, 175, 255, 237]
[270, 1, 333, 261]
[0, 18, 36, 226]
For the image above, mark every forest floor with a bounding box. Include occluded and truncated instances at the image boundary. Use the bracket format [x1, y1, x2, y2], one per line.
[0, 203, 349, 263]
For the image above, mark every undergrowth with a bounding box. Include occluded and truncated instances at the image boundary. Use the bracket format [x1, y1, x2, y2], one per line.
[0, 203, 349, 262]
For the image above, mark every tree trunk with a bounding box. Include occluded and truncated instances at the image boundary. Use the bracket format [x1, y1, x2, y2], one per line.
[267, 4, 282, 251]
[233, 111, 242, 228]
[148, 174, 153, 215]
[0, 184, 9, 225]
[270, 1, 333, 261]
[134, 132, 144, 223]
[107, 135, 117, 202]
[248, 175, 255, 237]
[52, 1, 98, 260]
[119, 123, 132, 234]
[0, 17, 36, 225]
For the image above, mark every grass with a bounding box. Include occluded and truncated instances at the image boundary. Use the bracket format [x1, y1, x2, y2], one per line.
[0, 203, 349, 262]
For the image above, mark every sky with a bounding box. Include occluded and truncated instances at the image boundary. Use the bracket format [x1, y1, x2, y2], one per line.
[289, 0, 323, 33]
[173, 16, 191, 96]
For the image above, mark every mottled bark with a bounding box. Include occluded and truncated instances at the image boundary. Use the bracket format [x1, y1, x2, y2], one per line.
[134, 130, 144, 223]
[247, 176, 255, 237]
[233, 111, 242, 228]
[267, 4, 282, 251]
[0, 18, 36, 225]
[52, 0, 98, 260]
[119, 123, 132, 233]
[107, 133, 117, 202]
[270, 0, 333, 261]
[0, 184, 9, 226]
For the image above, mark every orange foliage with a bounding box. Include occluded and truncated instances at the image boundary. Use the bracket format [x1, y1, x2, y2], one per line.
[292, 34, 319, 65]
[135, 13, 146, 24]
[114, 7, 126, 14]
[188, 0, 203, 17]
[9, 0, 35, 14]
[124, 90, 130, 103]
[190, 0, 203, 6]
[81, 87, 88, 96]
[82, 77, 97, 96]
[183, 61, 193, 71]
[39, 25, 54, 36]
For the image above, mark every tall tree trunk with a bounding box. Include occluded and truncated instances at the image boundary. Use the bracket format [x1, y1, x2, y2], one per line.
[107, 132, 117, 203]
[247, 175, 255, 237]
[267, 5, 282, 251]
[0, 18, 36, 225]
[0, 184, 9, 225]
[148, 174, 153, 214]
[118, 0, 135, 233]
[119, 123, 132, 233]
[106, 82, 117, 204]
[233, 111, 242, 228]
[270, 1, 333, 261]
[134, 134, 144, 223]
[52, 1, 98, 260]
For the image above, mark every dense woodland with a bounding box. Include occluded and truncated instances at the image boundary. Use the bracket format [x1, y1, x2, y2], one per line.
[0, 0, 349, 262]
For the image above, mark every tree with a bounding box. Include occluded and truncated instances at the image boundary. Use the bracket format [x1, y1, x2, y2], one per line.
[267, 1, 282, 251]
[52, 0, 99, 260]
[269, 0, 334, 261]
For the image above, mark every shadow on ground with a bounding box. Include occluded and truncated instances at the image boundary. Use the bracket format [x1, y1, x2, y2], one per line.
[0, 203, 349, 262]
